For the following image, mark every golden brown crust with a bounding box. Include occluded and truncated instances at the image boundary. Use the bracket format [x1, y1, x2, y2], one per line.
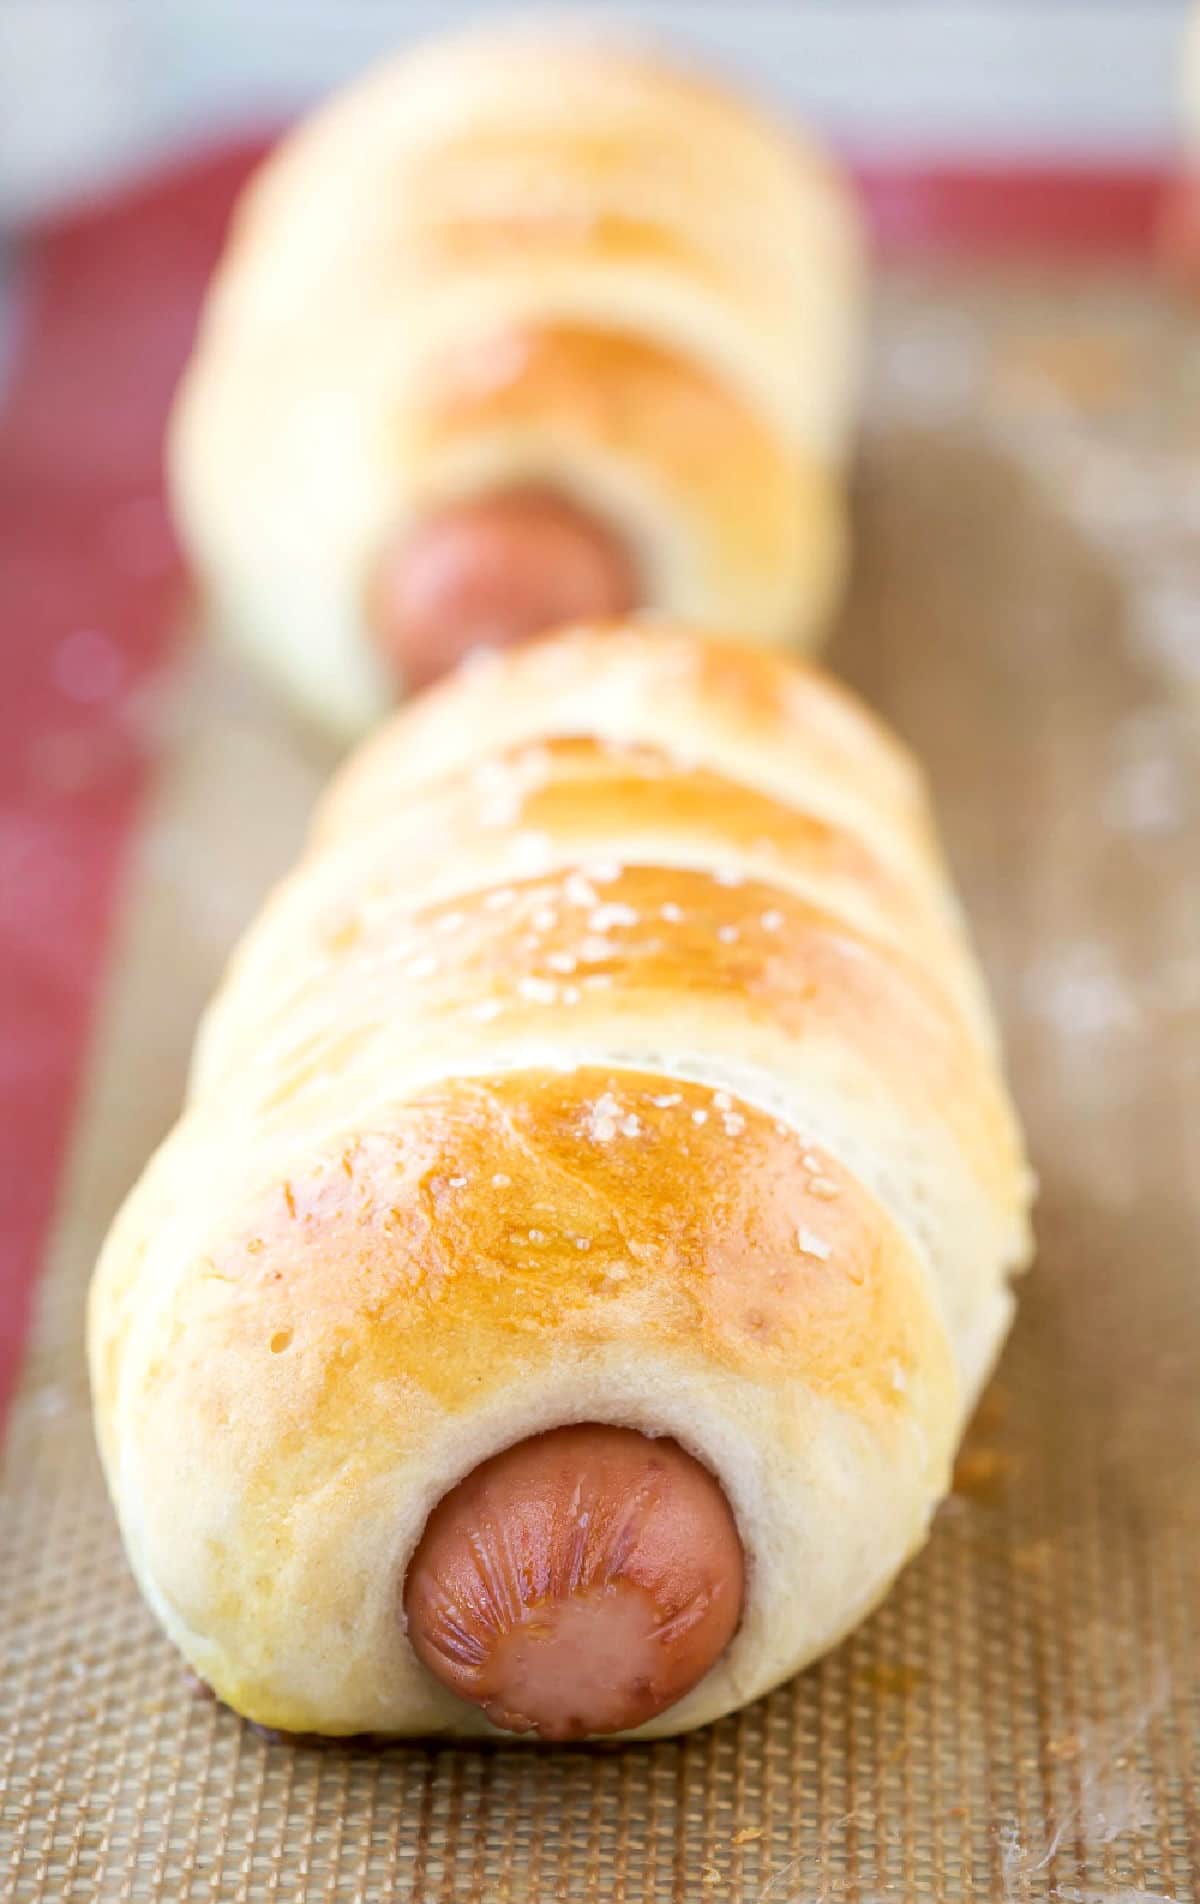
[188, 1071, 938, 1415]
[207, 862, 1006, 1193]
[316, 625, 930, 865]
[395, 323, 840, 639]
[206, 732, 985, 1049]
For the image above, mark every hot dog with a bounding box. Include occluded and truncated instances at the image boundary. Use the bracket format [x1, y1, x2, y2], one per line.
[369, 490, 639, 690]
[89, 625, 1033, 1741]
[403, 1424, 744, 1739]
[168, 27, 863, 735]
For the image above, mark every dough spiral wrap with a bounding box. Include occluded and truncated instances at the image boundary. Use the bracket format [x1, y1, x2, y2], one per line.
[169, 27, 864, 734]
[89, 624, 1032, 1739]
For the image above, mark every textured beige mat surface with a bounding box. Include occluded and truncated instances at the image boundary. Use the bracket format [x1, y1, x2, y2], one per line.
[3, 273, 1198, 1901]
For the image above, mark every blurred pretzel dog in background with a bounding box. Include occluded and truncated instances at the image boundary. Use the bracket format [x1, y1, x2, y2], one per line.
[89, 625, 1033, 1741]
[169, 25, 864, 736]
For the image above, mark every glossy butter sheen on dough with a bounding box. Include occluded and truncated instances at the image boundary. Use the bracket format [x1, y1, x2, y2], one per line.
[168, 25, 864, 734]
[88, 624, 1033, 1739]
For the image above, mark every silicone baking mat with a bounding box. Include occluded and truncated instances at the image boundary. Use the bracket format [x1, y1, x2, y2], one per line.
[1, 152, 1198, 1901]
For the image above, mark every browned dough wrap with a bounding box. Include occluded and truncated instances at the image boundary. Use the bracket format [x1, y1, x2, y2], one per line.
[168, 26, 864, 733]
[88, 624, 1033, 1740]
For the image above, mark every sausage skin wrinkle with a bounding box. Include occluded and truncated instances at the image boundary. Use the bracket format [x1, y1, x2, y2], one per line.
[403, 1424, 745, 1740]
[369, 489, 639, 690]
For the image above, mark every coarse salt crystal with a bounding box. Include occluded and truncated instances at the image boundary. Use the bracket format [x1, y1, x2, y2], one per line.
[406, 953, 438, 979]
[713, 1091, 733, 1111]
[472, 998, 502, 1021]
[589, 902, 639, 932]
[660, 902, 685, 924]
[448, 1176, 467, 1189]
[484, 887, 516, 911]
[723, 1112, 746, 1136]
[564, 873, 599, 908]
[436, 911, 465, 935]
[546, 951, 577, 974]
[587, 1091, 622, 1143]
[651, 1093, 682, 1108]
[531, 906, 557, 932]
[518, 976, 558, 1005]
[692, 1109, 709, 1126]
[715, 867, 744, 887]
[492, 1173, 511, 1188]
[619, 1113, 641, 1138]
[528, 1229, 546, 1244]
[797, 1227, 831, 1261]
[761, 910, 784, 932]
[718, 925, 740, 945]
[586, 860, 622, 884]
